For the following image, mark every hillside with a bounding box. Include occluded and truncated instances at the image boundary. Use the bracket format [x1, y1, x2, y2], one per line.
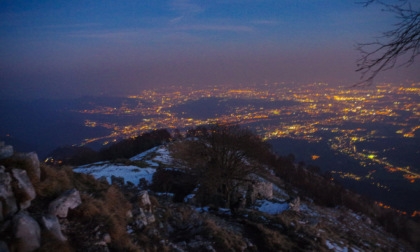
[0, 126, 419, 251]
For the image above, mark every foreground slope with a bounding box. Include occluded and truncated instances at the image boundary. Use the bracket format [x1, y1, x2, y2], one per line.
[0, 139, 417, 251]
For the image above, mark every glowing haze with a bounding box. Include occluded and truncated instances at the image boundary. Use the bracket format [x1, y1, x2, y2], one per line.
[1, 0, 419, 99]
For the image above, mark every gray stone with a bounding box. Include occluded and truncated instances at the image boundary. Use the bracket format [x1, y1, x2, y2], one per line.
[134, 208, 155, 229]
[12, 212, 41, 252]
[48, 188, 82, 218]
[41, 214, 67, 241]
[0, 171, 18, 217]
[14, 152, 40, 181]
[138, 190, 152, 212]
[0, 145, 13, 159]
[0, 240, 10, 252]
[11, 169, 36, 210]
[253, 181, 273, 200]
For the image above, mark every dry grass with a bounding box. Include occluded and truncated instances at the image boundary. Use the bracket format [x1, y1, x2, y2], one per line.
[243, 220, 295, 252]
[69, 186, 136, 251]
[34, 165, 73, 198]
[200, 218, 247, 251]
[29, 163, 139, 251]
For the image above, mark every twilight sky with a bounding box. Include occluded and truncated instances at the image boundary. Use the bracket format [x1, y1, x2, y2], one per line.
[1, 0, 419, 99]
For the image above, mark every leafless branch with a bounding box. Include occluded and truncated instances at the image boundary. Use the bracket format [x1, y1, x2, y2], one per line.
[354, 0, 420, 87]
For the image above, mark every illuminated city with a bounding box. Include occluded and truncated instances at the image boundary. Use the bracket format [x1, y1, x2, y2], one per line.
[61, 82, 420, 214]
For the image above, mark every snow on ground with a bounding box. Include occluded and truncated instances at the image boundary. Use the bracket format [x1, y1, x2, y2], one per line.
[74, 145, 174, 186]
[253, 200, 289, 215]
[130, 145, 173, 166]
[73, 164, 156, 185]
[153, 146, 173, 165]
[129, 146, 160, 161]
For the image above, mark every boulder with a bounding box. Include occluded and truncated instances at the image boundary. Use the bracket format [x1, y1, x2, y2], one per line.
[14, 152, 40, 181]
[138, 190, 152, 212]
[12, 212, 41, 252]
[11, 169, 36, 210]
[41, 214, 67, 241]
[0, 143, 13, 159]
[242, 176, 273, 206]
[134, 208, 155, 229]
[0, 171, 18, 217]
[48, 189, 81, 218]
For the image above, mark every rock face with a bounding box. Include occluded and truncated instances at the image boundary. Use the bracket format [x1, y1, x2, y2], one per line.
[239, 176, 274, 206]
[12, 212, 41, 252]
[0, 142, 13, 159]
[48, 189, 82, 218]
[41, 214, 67, 241]
[251, 181, 273, 200]
[0, 170, 18, 218]
[11, 169, 36, 210]
[14, 152, 40, 181]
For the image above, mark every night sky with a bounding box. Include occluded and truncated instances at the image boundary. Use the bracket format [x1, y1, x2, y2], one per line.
[1, 0, 419, 99]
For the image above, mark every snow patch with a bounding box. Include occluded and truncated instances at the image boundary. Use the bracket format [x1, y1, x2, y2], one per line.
[253, 200, 289, 215]
[74, 164, 156, 185]
[129, 146, 160, 161]
[184, 194, 195, 203]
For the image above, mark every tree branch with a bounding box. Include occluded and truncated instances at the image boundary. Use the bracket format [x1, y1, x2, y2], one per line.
[354, 0, 420, 87]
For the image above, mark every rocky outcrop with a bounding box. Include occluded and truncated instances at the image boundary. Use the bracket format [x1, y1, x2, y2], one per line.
[134, 208, 156, 229]
[0, 169, 18, 219]
[13, 152, 40, 181]
[11, 169, 36, 210]
[41, 214, 67, 241]
[48, 189, 82, 218]
[12, 212, 41, 252]
[133, 191, 155, 229]
[0, 146, 82, 252]
[138, 190, 152, 212]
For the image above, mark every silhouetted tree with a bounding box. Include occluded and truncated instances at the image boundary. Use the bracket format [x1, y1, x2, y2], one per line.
[356, 0, 420, 85]
[171, 124, 267, 209]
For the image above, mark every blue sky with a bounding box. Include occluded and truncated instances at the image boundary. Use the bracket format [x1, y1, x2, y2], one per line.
[1, 0, 419, 99]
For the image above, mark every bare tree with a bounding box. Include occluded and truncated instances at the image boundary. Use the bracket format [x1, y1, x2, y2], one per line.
[170, 124, 267, 209]
[355, 0, 420, 86]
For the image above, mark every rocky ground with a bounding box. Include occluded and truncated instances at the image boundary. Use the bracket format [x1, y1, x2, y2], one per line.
[0, 141, 416, 251]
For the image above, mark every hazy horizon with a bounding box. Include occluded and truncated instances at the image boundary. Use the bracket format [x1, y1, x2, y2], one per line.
[1, 0, 420, 100]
